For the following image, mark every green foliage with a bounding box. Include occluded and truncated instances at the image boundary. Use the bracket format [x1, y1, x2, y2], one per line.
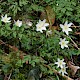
[44, 0, 80, 23]
[0, 0, 80, 80]
[0, 0, 80, 23]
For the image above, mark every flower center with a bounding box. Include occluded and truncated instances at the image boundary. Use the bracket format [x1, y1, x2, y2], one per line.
[38, 26, 42, 29]
[4, 18, 8, 22]
[38, 22, 44, 29]
[62, 68, 65, 72]
[59, 61, 62, 65]
[16, 22, 19, 26]
[62, 41, 65, 45]
[64, 26, 68, 30]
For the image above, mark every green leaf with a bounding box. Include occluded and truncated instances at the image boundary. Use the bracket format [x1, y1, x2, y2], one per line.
[2, 64, 11, 73]
[19, 0, 28, 6]
[31, 4, 44, 11]
[16, 59, 23, 67]
[27, 67, 40, 80]
[18, 33, 23, 39]
[13, 32, 17, 38]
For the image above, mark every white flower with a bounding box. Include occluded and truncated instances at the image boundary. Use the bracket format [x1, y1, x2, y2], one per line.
[36, 19, 49, 33]
[14, 20, 22, 27]
[46, 30, 52, 36]
[60, 21, 73, 35]
[55, 58, 66, 68]
[59, 38, 69, 49]
[59, 65, 68, 76]
[1, 14, 11, 23]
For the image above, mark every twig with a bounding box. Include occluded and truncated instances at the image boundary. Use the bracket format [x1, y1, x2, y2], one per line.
[8, 72, 12, 80]
[71, 26, 80, 28]
[0, 40, 74, 80]
[4, 75, 8, 80]
[43, 64, 73, 80]
[63, 34, 80, 50]
[68, 36, 80, 50]
[0, 39, 5, 45]
[0, 39, 18, 51]
[0, 39, 26, 55]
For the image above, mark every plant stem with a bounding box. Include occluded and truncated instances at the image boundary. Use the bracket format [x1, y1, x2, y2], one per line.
[43, 64, 73, 80]
[68, 36, 80, 50]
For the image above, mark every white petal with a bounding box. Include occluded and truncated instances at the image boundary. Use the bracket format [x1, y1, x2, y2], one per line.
[61, 45, 64, 49]
[44, 23, 49, 27]
[60, 65, 64, 68]
[43, 19, 46, 23]
[65, 31, 69, 35]
[36, 28, 39, 31]
[39, 20, 41, 22]
[68, 22, 73, 27]
[65, 41, 69, 44]
[77, 66, 80, 69]
[62, 59, 64, 62]
[36, 23, 39, 27]
[63, 38, 66, 41]
[5, 14, 7, 18]
[68, 28, 72, 31]
[65, 45, 68, 47]
[42, 26, 46, 30]
[58, 58, 60, 62]
[60, 24, 64, 28]
[7, 17, 11, 20]
[65, 71, 68, 74]
[62, 72, 64, 76]
[57, 65, 59, 68]
[64, 21, 68, 26]
[55, 62, 58, 64]
[59, 42, 61, 44]
[1, 15, 3, 19]
[60, 39, 62, 42]
[36, 27, 40, 31]
[63, 63, 66, 65]
[19, 23, 22, 27]
[40, 30, 43, 33]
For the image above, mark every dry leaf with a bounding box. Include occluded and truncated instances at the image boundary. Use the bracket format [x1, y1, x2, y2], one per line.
[75, 32, 80, 35]
[67, 77, 74, 80]
[20, 54, 24, 60]
[75, 78, 80, 80]
[40, 11, 47, 20]
[40, 6, 60, 32]
[26, 60, 29, 64]
[45, 6, 55, 29]
[51, 25, 59, 31]
[40, 6, 55, 29]
[67, 61, 80, 76]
